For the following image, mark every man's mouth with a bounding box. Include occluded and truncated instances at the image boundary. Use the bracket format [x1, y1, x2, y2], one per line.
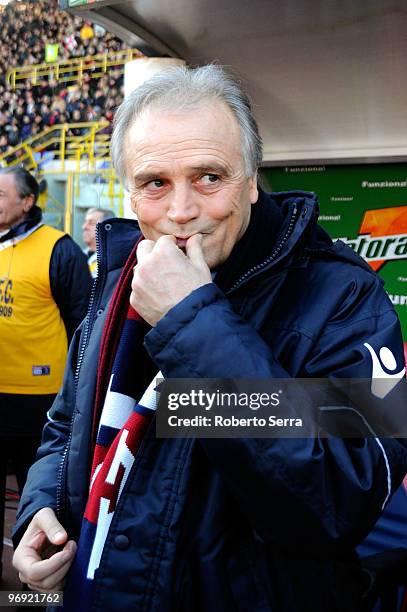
[175, 237, 190, 248]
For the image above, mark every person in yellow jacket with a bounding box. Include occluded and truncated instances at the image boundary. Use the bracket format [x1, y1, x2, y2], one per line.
[79, 21, 94, 42]
[0, 167, 92, 578]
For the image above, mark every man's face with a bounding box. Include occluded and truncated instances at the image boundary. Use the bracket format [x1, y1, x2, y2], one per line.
[82, 210, 105, 250]
[125, 101, 258, 269]
[0, 174, 30, 232]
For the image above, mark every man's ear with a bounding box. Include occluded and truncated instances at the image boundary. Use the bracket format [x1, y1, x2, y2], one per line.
[249, 173, 259, 204]
[23, 194, 35, 213]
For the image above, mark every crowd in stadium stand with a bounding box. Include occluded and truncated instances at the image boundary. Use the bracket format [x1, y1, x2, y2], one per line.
[0, 0, 130, 155]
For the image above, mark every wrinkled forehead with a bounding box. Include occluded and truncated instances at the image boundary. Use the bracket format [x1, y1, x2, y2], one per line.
[132, 100, 241, 146]
[124, 100, 245, 172]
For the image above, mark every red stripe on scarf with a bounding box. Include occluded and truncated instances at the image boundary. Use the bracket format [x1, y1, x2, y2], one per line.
[85, 411, 152, 524]
[92, 235, 145, 448]
[127, 306, 145, 321]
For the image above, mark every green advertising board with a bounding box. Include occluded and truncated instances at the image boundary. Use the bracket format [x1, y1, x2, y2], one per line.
[261, 164, 407, 346]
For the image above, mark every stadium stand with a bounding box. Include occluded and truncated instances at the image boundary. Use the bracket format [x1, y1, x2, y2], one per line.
[0, 0, 129, 153]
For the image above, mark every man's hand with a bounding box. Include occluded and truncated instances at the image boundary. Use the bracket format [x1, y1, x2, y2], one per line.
[13, 507, 77, 592]
[131, 234, 212, 326]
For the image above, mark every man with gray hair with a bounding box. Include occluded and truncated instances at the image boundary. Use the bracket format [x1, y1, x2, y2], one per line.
[13, 65, 406, 611]
[82, 207, 116, 278]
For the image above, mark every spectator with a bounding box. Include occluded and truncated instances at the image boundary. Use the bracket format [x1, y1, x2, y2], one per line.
[63, 29, 78, 53]
[39, 102, 51, 125]
[7, 123, 20, 148]
[0, 167, 91, 580]
[20, 115, 32, 140]
[82, 206, 116, 278]
[79, 21, 94, 43]
[25, 91, 36, 116]
[33, 114, 43, 131]
[0, 134, 9, 153]
[68, 109, 86, 137]
[50, 94, 66, 115]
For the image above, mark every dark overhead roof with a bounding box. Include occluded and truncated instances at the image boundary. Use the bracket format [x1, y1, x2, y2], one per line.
[71, 0, 407, 164]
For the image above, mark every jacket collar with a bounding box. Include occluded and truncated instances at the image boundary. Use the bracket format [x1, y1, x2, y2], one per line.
[215, 188, 322, 292]
[0, 204, 43, 243]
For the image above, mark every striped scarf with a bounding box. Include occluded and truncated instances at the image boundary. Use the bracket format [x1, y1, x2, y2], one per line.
[64, 239, 160, 611]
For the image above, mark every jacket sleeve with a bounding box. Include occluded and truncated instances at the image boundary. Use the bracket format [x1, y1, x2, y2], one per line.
[50, 235, 92, 343]
[145, 281, 407, 554]
[12, 325, 83, 546]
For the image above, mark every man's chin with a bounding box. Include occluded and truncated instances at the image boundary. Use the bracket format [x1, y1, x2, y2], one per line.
[202, 249, 221, 271]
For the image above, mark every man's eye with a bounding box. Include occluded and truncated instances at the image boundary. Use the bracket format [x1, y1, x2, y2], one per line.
[147, 179, 165, 189]
[201, 174, 219, 185]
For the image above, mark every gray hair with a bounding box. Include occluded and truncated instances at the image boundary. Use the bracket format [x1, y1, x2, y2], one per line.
[85, 207, 116, 220]
[0, 167, 39, 203]
[111, 64, 262, 185]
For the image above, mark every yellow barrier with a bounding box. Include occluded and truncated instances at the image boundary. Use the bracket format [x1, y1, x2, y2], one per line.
[7, 48, 142, 89]
[0, 121, 125, 216]
[0, 121, 111, 171]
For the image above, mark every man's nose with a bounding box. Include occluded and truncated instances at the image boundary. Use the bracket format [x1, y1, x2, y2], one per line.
[167, 184, 200, 224]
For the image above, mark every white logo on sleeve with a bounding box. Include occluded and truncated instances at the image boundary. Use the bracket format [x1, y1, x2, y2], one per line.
[364, 343, 406, 398]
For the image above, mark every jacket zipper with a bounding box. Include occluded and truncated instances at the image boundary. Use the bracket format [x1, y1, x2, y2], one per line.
[56, 223, 105, 523]
[227, 203, 298, 294]
[75, 219, 108, 387]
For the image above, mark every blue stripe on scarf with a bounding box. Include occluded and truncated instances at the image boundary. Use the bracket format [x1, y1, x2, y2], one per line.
[96, 424, 120, 447]
[134, 404, 155, 417]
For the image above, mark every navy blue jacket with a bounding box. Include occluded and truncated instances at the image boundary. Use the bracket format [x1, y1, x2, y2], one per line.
[14, 191, 407, 612]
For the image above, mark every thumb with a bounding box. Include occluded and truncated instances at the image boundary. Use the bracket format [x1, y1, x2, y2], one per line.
[136, 239, 154, 264]
[35, 508, 67, 545]
[185, 234, 208, 270]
